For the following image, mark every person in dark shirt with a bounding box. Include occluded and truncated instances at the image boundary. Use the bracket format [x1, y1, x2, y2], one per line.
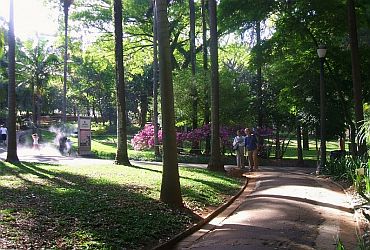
[245, 127, 258, 171]
[59, 136, 67, 155]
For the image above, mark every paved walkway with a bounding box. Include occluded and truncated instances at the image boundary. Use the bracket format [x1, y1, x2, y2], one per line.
[174, 167, 358, 250]
[0, 146, 360, 249]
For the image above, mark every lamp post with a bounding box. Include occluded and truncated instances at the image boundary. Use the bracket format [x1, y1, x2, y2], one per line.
[317, 45, 327, 174]
[61, 0, 74, 123]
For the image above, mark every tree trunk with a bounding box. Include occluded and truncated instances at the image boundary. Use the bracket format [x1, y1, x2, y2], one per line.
[6, 0, 19, 163]
[36, 86, 41, 128]
[207, 0, 224, 171]
[189, 0, 199, 154]
[302, 126, 309, 150]
[152, 0, 160, 157]
[347, 0, 366, 155]
[256, 21, 263, 127]
[350, 122, 357, 156]
[339, 132, 346, 151]
[156, 0, 183, 208]
[297, 123, 304, 166]
[113, 0, 130, 165]
[31, 81, 36, 127]
[202, 0, 210, 155]
[92, 104, 98, 124]
[62, 3, 70, 123]
[139, 94, 148, 128]
[275, 127, 280, 159]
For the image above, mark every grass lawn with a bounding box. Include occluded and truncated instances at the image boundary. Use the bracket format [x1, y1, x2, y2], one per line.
[77, 135, 156, 161]
[0, 161, 244, 249]
[267, 139, 345, 160]
[90, 136, 216, 164]
[90, 135, 347, 164]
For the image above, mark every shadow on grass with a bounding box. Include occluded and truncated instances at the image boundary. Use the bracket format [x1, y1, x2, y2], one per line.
[130, 163, 241, 193]
[127, 164, 243, 207]
[0, 161, 195, 249]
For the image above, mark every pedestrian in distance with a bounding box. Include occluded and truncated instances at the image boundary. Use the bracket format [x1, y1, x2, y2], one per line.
[0, 124, 7, 146]
[32, 133, 39, 150]
[59, 136, 68, 155]
[65, 138, 72, 156]
[245, 127, 258, 171]
[232, 129, 245, 169]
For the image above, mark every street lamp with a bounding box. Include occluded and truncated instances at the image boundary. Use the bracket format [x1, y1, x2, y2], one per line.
[61, 0, 74, 123]
[317, 44, 327, 174]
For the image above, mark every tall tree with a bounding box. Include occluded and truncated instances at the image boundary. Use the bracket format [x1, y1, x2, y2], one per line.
[152, 0, 160, 157]
[207, 0, 224, 171]
[156, 0, 183, 207]
[61, 0, 74, 123]
[297, 122, 304, 166]
[202, 0, 211, 155]
[256, 21, 263, 127]
[6, 0, 19, 163]
[189, 0, 199, 153]
[114, 0, 130, 165]
[347, 0, 366, 155]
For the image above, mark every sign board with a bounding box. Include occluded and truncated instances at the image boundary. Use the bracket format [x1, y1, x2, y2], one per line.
[78, 116, 91, 155]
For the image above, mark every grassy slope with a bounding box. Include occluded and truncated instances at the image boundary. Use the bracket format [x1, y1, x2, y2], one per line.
[0, 161, 243, 249]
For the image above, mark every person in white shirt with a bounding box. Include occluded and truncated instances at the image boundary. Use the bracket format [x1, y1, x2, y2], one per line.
[32, 133, 39, 150]
[232, 130, 245, 169]
[0, 124, 7, 145]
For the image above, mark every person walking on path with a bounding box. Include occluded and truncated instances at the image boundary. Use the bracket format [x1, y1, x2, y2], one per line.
[245, 127, 258, 171]
[32, 133, 39, 150]
[0, 124, 7, 146]
[232, 130, 245, 169]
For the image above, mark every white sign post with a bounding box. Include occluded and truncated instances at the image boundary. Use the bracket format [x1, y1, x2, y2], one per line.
[78, 116, 91, 155]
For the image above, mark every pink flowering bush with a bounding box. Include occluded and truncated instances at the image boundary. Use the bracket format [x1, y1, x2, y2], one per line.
[131, 124, 162, 150]
[131, 123, 275, 152]
[131, 123, 239, 151]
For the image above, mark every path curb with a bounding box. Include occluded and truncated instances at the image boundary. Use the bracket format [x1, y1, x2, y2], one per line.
[152, 176, 251, 250]
[325, 177, 363, 237]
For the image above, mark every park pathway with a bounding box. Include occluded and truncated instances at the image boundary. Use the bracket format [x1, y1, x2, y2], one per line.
[174, 167, 359, 250]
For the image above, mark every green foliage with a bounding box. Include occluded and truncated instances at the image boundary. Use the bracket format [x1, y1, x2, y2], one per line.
[218, 0, 278, 33]
[325, 157, 356, 181]
[218, 0, 369, 138]
[336, 238, 345, 250]
[173, 43, 257, 127]
[358, 119, 370, 149]
[15, 39, 60, 115]
[324, 156, 370, 196]
[70, 41, 116, 119]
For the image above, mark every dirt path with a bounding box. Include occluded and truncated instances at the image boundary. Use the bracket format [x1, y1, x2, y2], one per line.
[175, 167, 358, 250]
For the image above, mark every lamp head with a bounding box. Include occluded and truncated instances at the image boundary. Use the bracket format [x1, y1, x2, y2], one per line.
[317, 44, 327, 58]
[61, 0, 74, 8]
